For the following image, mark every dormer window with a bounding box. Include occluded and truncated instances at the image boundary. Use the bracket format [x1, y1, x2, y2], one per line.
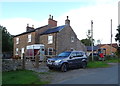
[71, 37, 74, 42]
[16, 37, 19, 44]
[28, 34, 31, 42]
[48, 35, 53, 44]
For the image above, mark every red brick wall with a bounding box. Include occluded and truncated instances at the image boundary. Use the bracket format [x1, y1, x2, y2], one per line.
[100, 45, 117, 55]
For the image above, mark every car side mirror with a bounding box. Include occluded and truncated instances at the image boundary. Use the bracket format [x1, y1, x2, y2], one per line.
[70, 56, 73, 59]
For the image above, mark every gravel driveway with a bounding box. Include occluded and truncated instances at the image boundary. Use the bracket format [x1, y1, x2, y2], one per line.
[25, 61, 118, 84]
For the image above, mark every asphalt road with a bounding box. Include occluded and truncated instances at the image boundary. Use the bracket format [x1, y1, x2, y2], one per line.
[55, 63, 119, 84]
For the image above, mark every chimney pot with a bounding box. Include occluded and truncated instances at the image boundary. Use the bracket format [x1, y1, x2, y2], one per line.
[32, 25, 34, 28]
[65, 16, 70, 25]
[27, 24, 29, 27]
[67, 16, 69, 19]
[49, 14, 51, 19]
[52, 16, 53, 19]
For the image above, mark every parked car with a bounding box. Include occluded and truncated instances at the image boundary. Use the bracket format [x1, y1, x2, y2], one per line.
[46, 51, 88, 72]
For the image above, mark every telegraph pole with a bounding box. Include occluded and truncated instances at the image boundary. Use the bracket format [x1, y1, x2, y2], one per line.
[91, 20, 94, 61]
[110, 19, 112, 55]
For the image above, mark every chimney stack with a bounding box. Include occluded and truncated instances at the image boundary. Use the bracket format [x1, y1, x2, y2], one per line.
[48, 15, 57, 27]
[26, 24, 34, 32]
[65, 16, 70, 25]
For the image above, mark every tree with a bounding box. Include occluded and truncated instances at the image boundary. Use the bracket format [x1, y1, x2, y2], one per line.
[115, 25, 120, 43]
[81, 38, 95, 46]
[0, 25, 13, 53]
[81, 38, 91, 46]
[115, 25, 120, 57]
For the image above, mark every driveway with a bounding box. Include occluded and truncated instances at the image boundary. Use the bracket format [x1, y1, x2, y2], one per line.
[51, 63, 119, 84]
[26, 62, 119, 84]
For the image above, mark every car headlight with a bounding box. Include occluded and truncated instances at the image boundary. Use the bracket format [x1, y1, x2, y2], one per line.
[55, 60, 62, 63]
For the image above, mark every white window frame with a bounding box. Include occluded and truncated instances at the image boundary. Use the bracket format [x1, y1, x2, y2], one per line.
[21, 48, 24, 54]
[48, 35, 53, 44]
[21, 48, 24, 59]
[16, 48, 19, 55]
[71, 36, 74, 42]
[16, 37, 19, 44]
[48, 48, 53, 55]
[28, 34, 32, 43]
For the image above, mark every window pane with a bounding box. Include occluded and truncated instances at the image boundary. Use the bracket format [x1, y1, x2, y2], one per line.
[48, 35, 53, 44]
[71, 37, 74, 42]
[48, 48, 53, 55]
[16, 48, 18, 55]
[16, 38, 19, 44]
[71, 52, 76, 57]
[21, 48, 24, 54]
[28, 34, 31, 42]
[76, 52, 81, 57]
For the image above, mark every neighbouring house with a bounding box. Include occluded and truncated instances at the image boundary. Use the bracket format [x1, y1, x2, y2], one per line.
[86, 43, 118, 56]
[98, 43, 118, 55]
[86, 46, 99, 56]
[13, 15, 86, 58]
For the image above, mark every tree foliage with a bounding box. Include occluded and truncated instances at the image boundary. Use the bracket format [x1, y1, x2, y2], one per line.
[115, 25, 120, 42]
[81, 38, 92, 46]
[0, 25, 13, 52]
[115, 25, 120, 57]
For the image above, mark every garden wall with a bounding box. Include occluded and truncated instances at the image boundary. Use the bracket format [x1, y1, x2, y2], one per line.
[2, 59, 23, 71]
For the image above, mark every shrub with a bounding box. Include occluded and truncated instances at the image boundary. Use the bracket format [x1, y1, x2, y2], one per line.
[88, 56, 100, 61]
[104, 55, 118, 60]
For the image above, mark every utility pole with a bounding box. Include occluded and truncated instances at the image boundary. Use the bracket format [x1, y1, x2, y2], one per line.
[110, 19, 112, 55]
[91, 20, 94, 61]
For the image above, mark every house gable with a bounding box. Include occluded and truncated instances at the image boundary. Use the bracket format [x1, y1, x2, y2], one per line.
[100, 44, 117, 55]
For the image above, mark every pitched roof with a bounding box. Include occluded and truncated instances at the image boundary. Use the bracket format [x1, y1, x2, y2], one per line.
[40, 25, 66, 35]
[86, 46, 99, 51]
[14, 25, 48, 37]
[98, 43, 118, 49]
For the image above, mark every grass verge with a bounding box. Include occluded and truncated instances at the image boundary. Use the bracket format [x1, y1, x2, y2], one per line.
[105, 58, 120, 63]
[87, 61, 110, 68]
[2, 70, 49, 85]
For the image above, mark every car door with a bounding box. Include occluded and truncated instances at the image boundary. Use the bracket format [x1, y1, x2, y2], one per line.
[76, 52, 84, 66]
[68, 52, 77, 68]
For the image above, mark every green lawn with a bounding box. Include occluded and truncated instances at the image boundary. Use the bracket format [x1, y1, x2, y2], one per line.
[2, 70, 49, 85]
[87, 58, 120, 68]
[87, 61, 110, 68]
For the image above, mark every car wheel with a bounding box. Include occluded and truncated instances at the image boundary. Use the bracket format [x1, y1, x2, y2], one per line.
[81, 62, 87, 69]
[61, 63, 67, 72]
[48, 67, 53, 70]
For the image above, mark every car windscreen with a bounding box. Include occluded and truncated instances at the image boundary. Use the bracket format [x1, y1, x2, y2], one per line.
[58, 52, 71, 57]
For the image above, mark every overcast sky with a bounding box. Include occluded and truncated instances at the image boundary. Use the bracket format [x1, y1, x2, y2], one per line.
[0, 0, 119, 45]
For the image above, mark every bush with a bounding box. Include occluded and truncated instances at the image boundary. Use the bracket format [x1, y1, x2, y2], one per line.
[104, 55, 118, 60]
[88, 56, 99, 61]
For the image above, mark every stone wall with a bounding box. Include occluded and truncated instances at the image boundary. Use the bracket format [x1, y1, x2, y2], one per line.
[2, 59, 23, 71]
